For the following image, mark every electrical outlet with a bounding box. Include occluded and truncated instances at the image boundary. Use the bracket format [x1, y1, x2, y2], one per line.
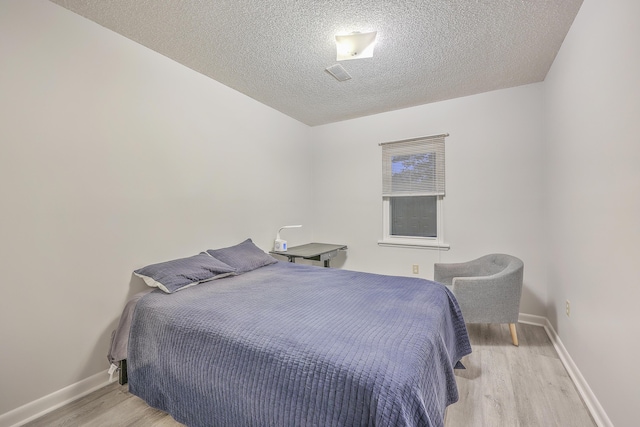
[412, 265, 419, 274]
[566, 300, 571, 317]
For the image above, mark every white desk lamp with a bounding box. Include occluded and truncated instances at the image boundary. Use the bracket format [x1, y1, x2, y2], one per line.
[274, 225, 302, 252]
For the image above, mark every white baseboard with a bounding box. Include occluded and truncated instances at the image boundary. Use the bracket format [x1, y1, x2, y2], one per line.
[0, 371, 113, 427]
[518, 313, 613, 427]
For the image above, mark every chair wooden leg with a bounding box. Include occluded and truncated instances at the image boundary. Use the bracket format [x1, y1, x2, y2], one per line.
[509, 323, 519, 346]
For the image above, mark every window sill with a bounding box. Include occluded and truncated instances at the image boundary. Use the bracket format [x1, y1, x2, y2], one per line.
[377, 238, 450, 250]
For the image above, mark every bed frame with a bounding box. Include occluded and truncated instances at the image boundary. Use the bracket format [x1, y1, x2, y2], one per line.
[118, 360, 128, 385]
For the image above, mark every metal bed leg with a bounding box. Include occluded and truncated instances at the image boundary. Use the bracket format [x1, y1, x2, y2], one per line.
[119, 360, 128, 385]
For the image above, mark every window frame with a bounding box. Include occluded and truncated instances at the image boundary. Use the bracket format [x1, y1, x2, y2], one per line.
[377, 134, 450, 250]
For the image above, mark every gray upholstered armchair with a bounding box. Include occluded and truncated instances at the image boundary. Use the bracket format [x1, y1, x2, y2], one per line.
[434, 254, 524, 346]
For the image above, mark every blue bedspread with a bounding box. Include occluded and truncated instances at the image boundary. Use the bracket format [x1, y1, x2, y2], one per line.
[128, 261, 471, 427]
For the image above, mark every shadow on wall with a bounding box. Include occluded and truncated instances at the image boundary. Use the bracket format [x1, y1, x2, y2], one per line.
[544, 264, 561, 334]
[331, 251, 347, 269]
[270, 251, 348, 269]
[520, 281, 546, 321]
[82, 275, 148, 384]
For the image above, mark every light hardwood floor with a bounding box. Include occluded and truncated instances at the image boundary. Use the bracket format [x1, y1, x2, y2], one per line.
[445, 323, 596, 426]
[24, 323, 595, 427]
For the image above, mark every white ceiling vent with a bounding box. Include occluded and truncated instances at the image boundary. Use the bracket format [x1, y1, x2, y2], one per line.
[325, 64, 352, 82]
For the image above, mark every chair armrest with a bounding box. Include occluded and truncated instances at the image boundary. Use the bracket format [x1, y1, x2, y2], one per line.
[451, 272, 523, 323]
[434, 260, 483, 285]
[451, 274, 508, 298]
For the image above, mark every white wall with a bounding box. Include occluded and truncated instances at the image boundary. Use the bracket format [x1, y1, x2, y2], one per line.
[310, 84, 547, 317]
[0, 0, 313, 416]
[543, 0, 640, 425]
[2, 0, 637, 425]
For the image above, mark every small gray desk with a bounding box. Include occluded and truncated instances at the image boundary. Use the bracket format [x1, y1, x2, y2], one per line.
[271, 243, 347, 268]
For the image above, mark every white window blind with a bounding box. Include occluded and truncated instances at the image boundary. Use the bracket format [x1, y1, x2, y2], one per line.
[381, 134, 446, 197]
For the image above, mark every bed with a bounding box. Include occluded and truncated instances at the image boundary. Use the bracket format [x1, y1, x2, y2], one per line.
[110, 240, 471, 427]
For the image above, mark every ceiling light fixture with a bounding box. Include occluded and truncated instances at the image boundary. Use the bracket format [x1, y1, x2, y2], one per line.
[335, 31, 377, 61]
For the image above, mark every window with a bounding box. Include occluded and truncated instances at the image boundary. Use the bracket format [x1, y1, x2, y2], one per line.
[379, 134, 449, 249]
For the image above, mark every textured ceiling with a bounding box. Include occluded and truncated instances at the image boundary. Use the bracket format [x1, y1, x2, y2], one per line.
[49, 0, 583, 126]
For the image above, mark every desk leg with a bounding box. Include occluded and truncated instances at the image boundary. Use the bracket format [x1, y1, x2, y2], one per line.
[324, 260, 330, 268]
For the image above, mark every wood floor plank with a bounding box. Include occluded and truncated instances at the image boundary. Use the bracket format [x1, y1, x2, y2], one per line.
[535, 354, 596, 427]
[87, 394, 176, 427]
[444, 349, 484, 426]
[22, 383, 132, 427]
[446, 323, 596, 427]
[505, 330, 557, 426]
[477, 348, 520, 425]
[25, 323, 595, 427]
[519, 322, 559, 359]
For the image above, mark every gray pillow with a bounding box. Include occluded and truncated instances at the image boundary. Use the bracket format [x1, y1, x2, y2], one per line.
[206, 238, 277, 274]
[134, 253, 236, 293]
